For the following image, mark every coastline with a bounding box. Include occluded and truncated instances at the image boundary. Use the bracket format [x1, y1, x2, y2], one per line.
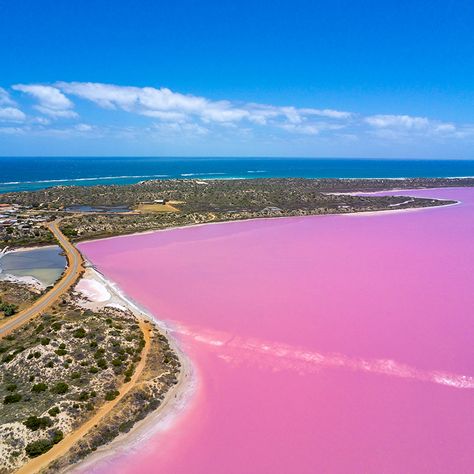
[64, 265, 196, 473]
[76, 190, 460, 247]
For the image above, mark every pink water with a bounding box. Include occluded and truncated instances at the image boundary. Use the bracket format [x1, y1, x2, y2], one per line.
[78, 188, 474, 474]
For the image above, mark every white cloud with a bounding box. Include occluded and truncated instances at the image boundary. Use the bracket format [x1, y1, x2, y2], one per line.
[6, 81, 474, 145]
[0, 107, 26, 122]
[12, 84, 77, 118]
[151, 121, 209, 136]
[281, 122, 346, 135]
[74, 123, 94, 132]
[35, 106, 77, 118]
[54, 82, 351, 130]
[365, 114, 430, 130]
[0, 87, 16, 106]
[364, 114, 468, 140]
[0, 126, 26, 135]
[301, 108, 354, 120]
[140, 110, 188, 121]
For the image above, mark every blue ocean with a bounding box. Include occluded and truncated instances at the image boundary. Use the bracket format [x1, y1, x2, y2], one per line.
[1, 157, 474, 193]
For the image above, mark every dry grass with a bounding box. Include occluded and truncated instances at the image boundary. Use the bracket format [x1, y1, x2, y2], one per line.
[136, 202, 180, 213]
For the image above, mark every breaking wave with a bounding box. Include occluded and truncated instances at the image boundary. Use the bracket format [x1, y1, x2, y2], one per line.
[0, 174, 170, 186]
[180, 172, 227, 177]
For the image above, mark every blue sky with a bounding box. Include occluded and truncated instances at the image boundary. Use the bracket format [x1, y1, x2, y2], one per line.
[1, 0, 474, 158]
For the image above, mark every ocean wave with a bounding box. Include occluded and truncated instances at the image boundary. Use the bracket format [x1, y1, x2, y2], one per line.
[246, 170, 267, 173]
[0, 174, 170, 186]
[180, 172, 227, 177]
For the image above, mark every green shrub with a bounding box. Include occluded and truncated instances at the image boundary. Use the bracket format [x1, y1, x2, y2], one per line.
[51, 381, 69, 394]
[89, 366, 99, 374]
[23, 416, 52, 431]
[94, 348, 105, 359]
[31, 383, 48, 393]
[52, 430, 64, 444]
[104, 390, 119, 401]
[97, 358, 107, 369]
[40, 337, 50, 345]
[55, 348, 67, 356]
[34, 323, 45, 333]
[124, 366, 135, 378]
[70, 371, 81, 379]
[51, 322, 62, 331]
[2, 353, 14, 363]
[25, 439, 53, 457]
[73, 327, 86, 338]
[6, 383, 17, 392]
[48, 406, 60, 417]
[3, 393, 22, 404]
[0, 302, 18, 317]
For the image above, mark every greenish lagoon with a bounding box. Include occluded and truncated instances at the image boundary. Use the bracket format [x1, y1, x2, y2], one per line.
[0, 246, 66, 286]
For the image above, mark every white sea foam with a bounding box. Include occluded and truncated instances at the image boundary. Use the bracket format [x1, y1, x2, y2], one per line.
[175, 324, 474, 390]
[180, 172, 227, 177]
[0, 174, 169, 186]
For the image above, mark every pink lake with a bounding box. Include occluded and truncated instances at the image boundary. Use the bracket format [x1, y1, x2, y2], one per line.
[78, 188, 474, 474]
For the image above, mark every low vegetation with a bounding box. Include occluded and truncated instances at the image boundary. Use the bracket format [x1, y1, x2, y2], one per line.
[45, 324, 181, 473]
[0, 281, 40, 322]
[0, 291, 145, 472]
[2, 177, 468, 248]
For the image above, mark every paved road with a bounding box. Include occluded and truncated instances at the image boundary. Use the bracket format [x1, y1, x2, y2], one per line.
[0, 221, 83, 337]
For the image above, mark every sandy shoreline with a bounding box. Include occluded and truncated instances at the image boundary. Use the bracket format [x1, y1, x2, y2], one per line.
[65, 264, 195, 473]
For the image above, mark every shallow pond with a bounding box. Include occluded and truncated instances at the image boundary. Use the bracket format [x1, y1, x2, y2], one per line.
[0, 245, 66, 286]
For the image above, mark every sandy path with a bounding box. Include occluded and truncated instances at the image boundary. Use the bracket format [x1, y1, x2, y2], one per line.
[16, 318, 152, 474]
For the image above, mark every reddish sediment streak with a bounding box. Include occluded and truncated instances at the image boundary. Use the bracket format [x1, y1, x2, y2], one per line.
[78, 188, 474, 474]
